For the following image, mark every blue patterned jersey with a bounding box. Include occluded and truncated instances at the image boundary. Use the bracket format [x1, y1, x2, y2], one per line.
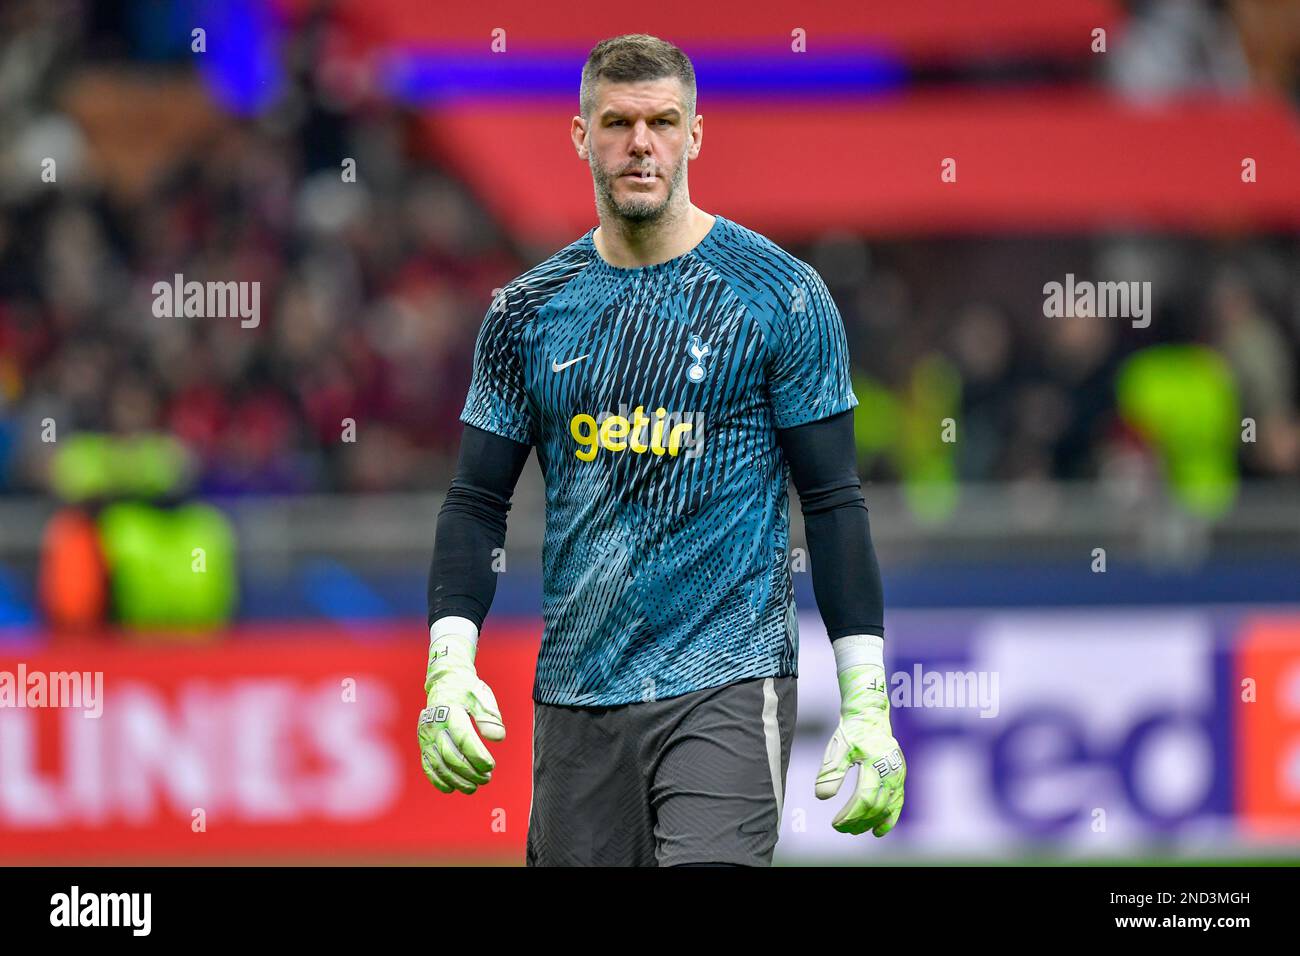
[460, 214, 858, 706]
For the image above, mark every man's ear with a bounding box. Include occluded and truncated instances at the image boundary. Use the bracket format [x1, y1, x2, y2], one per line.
[689, 115, 703, 159]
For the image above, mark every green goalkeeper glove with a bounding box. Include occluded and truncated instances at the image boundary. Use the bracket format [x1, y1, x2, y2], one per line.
[815, 634, 906, 836]
[418, 616, 506, 794]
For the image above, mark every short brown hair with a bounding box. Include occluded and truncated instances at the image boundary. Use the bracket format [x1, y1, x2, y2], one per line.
[579, 34, 697, 123]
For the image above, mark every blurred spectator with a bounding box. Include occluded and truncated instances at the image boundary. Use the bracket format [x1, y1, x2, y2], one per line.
[1208, 267, 1300, 475]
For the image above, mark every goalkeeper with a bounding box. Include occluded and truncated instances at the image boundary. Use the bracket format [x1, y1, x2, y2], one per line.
[420, 34, 903, 866]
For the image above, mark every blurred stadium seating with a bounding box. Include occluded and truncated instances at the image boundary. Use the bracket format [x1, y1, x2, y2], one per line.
[0, 0, 1297, 864]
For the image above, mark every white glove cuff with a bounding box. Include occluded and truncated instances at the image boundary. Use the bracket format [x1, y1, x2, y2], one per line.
[430, 615, 480, 657]
[832, 634, 884, 673]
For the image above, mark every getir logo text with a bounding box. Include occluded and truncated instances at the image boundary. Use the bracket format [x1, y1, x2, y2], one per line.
[570, 406, 702, 461]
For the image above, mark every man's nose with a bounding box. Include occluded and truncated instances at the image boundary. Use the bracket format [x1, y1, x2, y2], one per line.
[630, 120, 652, 151]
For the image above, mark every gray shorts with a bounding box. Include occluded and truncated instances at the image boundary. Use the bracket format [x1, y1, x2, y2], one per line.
[525, 675, 797, 867]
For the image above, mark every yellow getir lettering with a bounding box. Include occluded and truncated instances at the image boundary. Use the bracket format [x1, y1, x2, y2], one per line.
[570, 406, 696, 460]
[570, 414, 598, 461]
[667, 421, 693, 456]
[629, 406, 650, 453]
[599, 415, 630, 451]
[650, 407, 668, 456]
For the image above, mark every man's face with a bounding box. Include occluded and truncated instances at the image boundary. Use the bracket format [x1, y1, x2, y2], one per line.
[576, 77, 700, 224]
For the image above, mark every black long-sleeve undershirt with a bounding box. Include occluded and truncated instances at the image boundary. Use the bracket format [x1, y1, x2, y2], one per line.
[426, 424, 531, 630]
[428, 410, 885, 642]
[776, 409, 885, 640]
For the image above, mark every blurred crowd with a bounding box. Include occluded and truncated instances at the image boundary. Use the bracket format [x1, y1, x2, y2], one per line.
[0, 2, 527, 495]
[0, 123, 520, 495]
[836, 234, 1300, 486]
[0, 0, 1297, 498]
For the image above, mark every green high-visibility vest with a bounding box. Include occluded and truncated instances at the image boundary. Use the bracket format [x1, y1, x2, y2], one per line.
[98, 502, 237, 629]
[1117, 344, 1240, 517]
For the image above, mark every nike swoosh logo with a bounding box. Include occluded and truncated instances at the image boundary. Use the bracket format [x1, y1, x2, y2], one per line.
[551, 354, 590, 372]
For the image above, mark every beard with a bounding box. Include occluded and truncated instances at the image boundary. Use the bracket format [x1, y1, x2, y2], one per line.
[590, 148, 688, 224]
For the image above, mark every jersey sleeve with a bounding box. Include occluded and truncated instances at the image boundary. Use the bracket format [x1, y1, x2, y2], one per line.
[460, 289, 537, 445]
[766, 263, 859, 429]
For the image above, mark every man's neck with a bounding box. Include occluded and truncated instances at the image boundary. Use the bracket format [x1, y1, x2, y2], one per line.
[593, 204, 716, 269]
